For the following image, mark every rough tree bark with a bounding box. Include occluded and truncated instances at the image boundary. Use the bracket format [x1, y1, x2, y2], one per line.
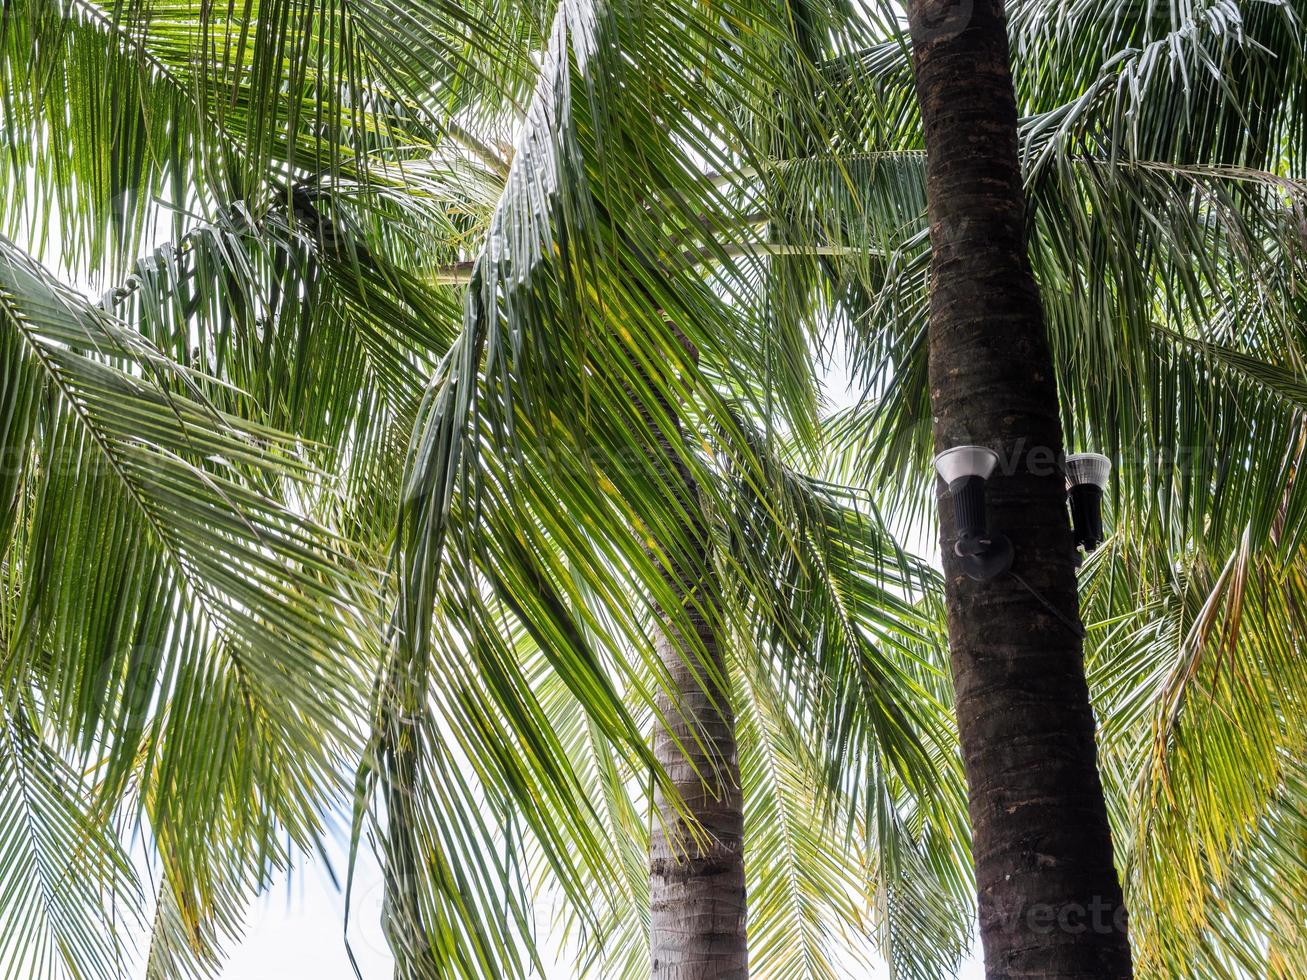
[906, 1, 1134, 976]
[639, 343, 748, 980]
[648, 592, 747, 980]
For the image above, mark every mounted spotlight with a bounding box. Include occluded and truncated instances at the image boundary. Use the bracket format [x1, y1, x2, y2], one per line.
[1065, 452, 1112, 556]
[934, 445, 1013, 581]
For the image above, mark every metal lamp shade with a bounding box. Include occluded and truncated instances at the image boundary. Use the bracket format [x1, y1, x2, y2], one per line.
[934, 445, 999, 487]
[1064, 452, 1111, 491]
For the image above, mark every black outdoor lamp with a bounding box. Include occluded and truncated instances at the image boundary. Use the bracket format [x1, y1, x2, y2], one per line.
[1065, 452, 1112, 556]
[934, 445, 1013, 581]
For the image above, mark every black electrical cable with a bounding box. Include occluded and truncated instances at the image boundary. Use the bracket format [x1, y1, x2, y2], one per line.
[1007, 570, 1087, 639]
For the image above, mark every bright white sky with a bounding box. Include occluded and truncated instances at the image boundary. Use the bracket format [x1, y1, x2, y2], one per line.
[216, 836, 396, 979]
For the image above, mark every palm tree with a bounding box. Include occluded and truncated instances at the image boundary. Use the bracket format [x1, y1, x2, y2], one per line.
[816, 0, 1307, 975]
[2, 1, 968, 978]
[387, 6, 969, 976]
[905, 1, 1131, 973]
[639, 364, 749, 979]
[389, 0, 1307, 974]
[4, 1, 1307, 979]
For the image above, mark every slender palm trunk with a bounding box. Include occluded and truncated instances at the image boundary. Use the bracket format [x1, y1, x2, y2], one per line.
[906, 2, 1133, 976]
[648, 599, 747, 980]
[638, 355, 747, 980]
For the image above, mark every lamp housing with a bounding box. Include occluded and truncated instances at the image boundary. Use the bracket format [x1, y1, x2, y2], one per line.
[933, 445, 1012, 580]
[1065, 452, 1111, 553]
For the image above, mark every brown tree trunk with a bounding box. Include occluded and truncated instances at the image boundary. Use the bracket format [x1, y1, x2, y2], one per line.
[639, 354, 748, 980]
[906, 2, 1134, 976]
[648, 601, 747, 980]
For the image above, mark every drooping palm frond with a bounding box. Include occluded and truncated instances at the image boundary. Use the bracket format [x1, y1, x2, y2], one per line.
[0, 707, 140, 980]
[0, 234, 381, 974]
[384, 0, 989, 973]
[716, 430, 972, 979]
[484, 458, 972, 980]
[1081, 530, 1307, 978]
[0, 0, 217, 278]
[101, 183, 475, 563]
[4, 5, 523, 964]
[1012, 0, 1305, 174]
[0, 233, 371, 745]
[0, 0, 542, 277]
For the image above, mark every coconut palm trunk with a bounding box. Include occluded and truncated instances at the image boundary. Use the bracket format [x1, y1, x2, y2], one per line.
[648, 595, 747, 980]
[906, 2, 1133, 976]
[637, 353, 748, 980]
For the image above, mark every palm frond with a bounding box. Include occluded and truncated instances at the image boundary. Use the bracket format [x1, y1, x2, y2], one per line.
[1, 234, 381, 971]
[0, 708, 140, 980]
[1082, 530, 1307, 977]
